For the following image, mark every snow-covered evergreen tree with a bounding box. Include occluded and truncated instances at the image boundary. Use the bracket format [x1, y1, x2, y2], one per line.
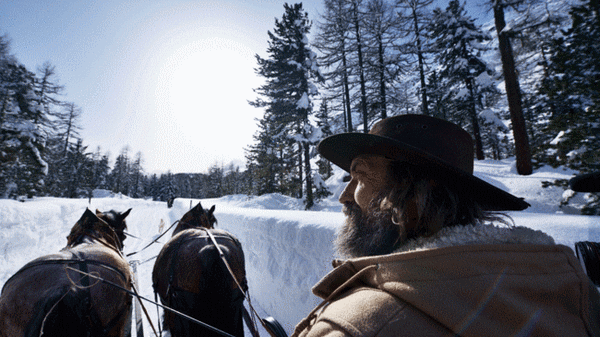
[314, 0, 355, 132]
[0, 40, 48, 198]
[395, 0, 434, 116]
[428, 0, 497, 160]
[249, 3, 322, 208]
[537, 0, 600, 214]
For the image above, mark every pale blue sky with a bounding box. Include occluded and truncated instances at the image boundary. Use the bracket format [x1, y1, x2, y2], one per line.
[1, 0, 323, 174]
[1, 0, 490, 174]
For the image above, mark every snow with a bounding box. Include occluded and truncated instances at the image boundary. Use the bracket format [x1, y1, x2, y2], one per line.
[550, 130, 566, 145]
[1, 158, 599, 336]
[296, 92, 309, 109]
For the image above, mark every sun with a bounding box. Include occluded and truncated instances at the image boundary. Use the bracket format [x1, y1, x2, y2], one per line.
[158, 39, 238, 115]
[152, 37, 261, 171]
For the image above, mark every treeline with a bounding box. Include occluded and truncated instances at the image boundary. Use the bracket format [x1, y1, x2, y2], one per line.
[246, 0, 599, 213]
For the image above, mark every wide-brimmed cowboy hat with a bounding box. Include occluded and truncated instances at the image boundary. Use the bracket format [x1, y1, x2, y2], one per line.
[318, 114, 529, 211]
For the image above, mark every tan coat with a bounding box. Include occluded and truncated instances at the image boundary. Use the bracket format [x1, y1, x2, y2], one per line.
[292, 225, 600, 337]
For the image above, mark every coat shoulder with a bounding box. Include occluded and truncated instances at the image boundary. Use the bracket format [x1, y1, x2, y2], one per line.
[301, 287, 453, 337]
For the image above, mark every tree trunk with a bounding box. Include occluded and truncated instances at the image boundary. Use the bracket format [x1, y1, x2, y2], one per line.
[342, 48, 353, 132]
[353, 1, 369, 133]
[377, 35, 387, 119]
[303, 141, 314, 209]
[412, 6, 429, 116]
[297, 143, 303, 199]
[493, 3, 532, 175]
[466, 78, 485, 160]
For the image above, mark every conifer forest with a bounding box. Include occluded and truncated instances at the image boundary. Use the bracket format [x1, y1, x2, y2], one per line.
[1, 0, 598, 212]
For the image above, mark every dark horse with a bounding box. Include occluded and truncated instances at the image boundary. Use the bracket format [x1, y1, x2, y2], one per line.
[0, 208, 133, 337]
[152, 201, 248, 337]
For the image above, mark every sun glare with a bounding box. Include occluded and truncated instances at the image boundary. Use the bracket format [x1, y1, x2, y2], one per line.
[153, 37, 260, 171]
[160, 40, 234, 111]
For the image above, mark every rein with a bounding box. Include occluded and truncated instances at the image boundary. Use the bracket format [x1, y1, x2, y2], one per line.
[44, 228, 288, 337]
[66, 267, 237, 337]
[3, 255, 131, 336]
[126, 220, 180, 257]
[1, 256, 128, 295]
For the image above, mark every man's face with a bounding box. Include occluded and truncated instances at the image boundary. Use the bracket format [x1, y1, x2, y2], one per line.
[335, 155, 401, 258]
[339, 155, 391, 211]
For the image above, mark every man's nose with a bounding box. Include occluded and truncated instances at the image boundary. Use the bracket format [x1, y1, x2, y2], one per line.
[339, 179, 356, 204]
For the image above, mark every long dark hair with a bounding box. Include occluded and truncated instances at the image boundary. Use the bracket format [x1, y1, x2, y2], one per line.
[377, 161, 512, 240]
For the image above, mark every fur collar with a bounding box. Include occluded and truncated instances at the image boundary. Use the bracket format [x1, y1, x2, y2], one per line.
[395, 223, 556, 254]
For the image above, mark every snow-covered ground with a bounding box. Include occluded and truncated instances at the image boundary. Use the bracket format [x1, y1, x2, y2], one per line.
[1, 158, 599, 336]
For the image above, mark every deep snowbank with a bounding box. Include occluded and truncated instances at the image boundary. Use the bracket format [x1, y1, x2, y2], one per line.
[0, 195, 340, 334]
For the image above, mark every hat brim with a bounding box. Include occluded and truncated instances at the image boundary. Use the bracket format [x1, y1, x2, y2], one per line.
[318, 133, 529, 211]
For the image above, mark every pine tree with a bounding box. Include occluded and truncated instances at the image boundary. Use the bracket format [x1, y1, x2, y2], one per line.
[488, 0, 534, 175]
[64, 139, 92, 198]
[501, 0, 572, 154]
[91, 147, 111, 191]
[349, 0, 370, 132]
[428, 0, 496, 160]
[43, 135, 66, 196]
[158, 172, 177, 202]
[315, 100, 334, 179]
[206, 163, 224, 198]
[0, 48, 48, 198]
[245, 118, 282, 195]
[110, 147, 131, 196]
[34, 62, 64, 123]
[395, 0, 434, 116]
[130, 152, 144, 198]
[315, 0, 355, 132]
[249, 3, 322, 208]
[56, 102, 82, 156]
[536, 0, 600, 214]
[538, 0, 600, 173]
[362, 0, 404, 120]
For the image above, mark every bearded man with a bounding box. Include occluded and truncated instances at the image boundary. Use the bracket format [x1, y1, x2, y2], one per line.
[292, 115, 600, 337]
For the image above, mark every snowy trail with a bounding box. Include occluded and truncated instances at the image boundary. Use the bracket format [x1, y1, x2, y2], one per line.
[0, 196, 339, 335]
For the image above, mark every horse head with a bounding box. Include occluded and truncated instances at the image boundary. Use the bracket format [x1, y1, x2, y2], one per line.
[96, 208, 132, 246]
[173, 202, 217, 236]
[66, 208, 132, 252]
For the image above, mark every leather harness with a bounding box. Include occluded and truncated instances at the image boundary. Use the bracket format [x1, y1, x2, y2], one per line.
[155, 230, 248, 333]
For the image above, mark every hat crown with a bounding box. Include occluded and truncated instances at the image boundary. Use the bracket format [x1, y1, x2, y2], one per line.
[369, 115, 474, 174]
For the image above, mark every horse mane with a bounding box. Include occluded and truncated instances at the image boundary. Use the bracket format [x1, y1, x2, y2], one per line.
[66, 208, 130, 251]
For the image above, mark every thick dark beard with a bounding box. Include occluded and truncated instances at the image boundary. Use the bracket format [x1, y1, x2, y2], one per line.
[334, 202, 402, 259]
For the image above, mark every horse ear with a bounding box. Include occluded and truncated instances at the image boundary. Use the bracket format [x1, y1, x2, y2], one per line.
[122, 208, 132, 219]
[209, 205, 215, 215]
[80, 208, 100, 228]
[196, 201, 204, 213]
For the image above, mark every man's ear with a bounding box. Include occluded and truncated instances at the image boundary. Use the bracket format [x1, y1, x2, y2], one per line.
[380, 196, 393, 211]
